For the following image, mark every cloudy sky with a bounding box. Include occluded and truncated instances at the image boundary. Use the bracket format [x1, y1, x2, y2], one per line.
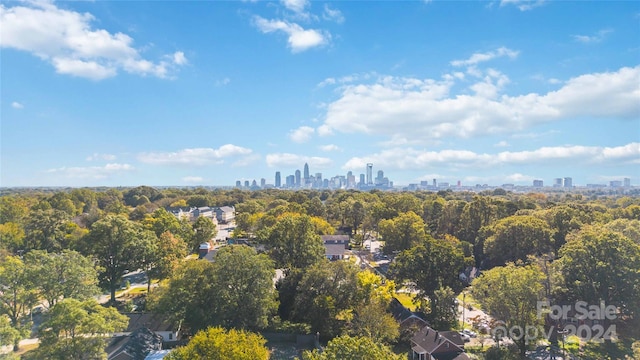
[2, 0, 639, 187]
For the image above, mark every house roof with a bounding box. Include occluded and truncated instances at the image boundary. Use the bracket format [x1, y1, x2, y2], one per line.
[411, 326, 464, 356]
[325, 244, 348, 257]
[217, 206, 235, 213]
[124, 313, 177, 333]
[107, 328, 163, 360]
[441, 331, 466, 347]
[320, 235, 349, 244]
[388, 297, 430, 332]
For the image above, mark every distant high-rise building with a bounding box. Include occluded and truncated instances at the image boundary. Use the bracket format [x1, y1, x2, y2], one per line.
[624, 178, 631, 187]
[275, 172, 281, 188]
[376, 170, 384, 185]
[286, 175, 295, 187]
[533, 180, 543, 187]
[244, 180, 250, 188]
[554, 178, 563, 187]
[366, 163, 373, 185]
[563, 177, 573, 188]
[260, 178, 266, 188]
[433, 179, 437, 187]
[359, 174, 365, 186]
[304, 163, 310, 182]
[295, 170, 301, 187]
[610, 180, 622, 187]
[251, 179, 257, 187]
[235, 180, 242, 188]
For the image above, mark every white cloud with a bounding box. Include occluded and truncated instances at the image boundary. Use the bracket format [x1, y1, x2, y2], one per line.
[45, 163, 134, 179]
[319, 144, 341, 152]
[182, 176, 204, 183]
[86, 153, 117, 161]
[499, 0, 545, 11]
[253, 16, 329, 53]
[572, 29, 613, 43]
[494, 141, 510, 147]
[323, 4, 344, 23]
[282, 0, 308, 14]
[319, 65, 640, 142]
[450, 47, 519, 67]
[138, 144, 253, 166]
[172, 51, 188, 65]
[266, 153, 332, 168]
[289, 126, 315, 143]
[342, 143, 640, 171]
[11, 101, 24, 109]
[0, 1, 186, 80]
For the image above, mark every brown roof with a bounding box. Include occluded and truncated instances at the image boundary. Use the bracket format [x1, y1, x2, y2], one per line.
[441, 331, 466, 347]
[411, 326, 464, 356]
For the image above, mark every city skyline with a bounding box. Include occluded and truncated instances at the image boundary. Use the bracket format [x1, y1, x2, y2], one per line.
[2, 1, 639, 187]
[236, 162, 394, 190]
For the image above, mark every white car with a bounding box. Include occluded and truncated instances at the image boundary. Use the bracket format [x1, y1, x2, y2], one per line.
[462, 329, 477, 338]
[458, 332, 471, 342]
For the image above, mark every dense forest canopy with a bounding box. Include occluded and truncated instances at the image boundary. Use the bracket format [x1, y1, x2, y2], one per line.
[1, 186, 639, 359]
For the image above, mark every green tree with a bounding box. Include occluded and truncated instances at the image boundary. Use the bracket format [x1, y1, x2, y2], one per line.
[347, 300, 399, 343]
[481, 215, 553, 267]
[27, 298, 128, 360]
[23, 209, 71, 252]
[81, 215, 157, 303]
[0, 196, 29, 225]
[144, 208, 182, 238]
[390, 237, 466, 300]
[24, 250, 100, 308]
[148, 260, 214, 333]
[292, 260, 360, 339]
[167, 327, 269, 360]
[378, 211, 427, 254]
[146, 231, 188, 293]
[0, 256, 37, 351]
[427, 286, 458, 330]
[471, 263, 546, 355]
[0, 222, 25, 253]
[150, 246, 277, 333]
[0, 315, 20, 348]
[554, 225, 640, 317]
[261, 213, 325, 269]
[302, 335, 404, 360]
[191, 216, 216, 250]
[208, 245, 277, 330]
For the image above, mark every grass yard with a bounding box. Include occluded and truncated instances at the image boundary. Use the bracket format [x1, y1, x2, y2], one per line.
[395, 291, 417, 311]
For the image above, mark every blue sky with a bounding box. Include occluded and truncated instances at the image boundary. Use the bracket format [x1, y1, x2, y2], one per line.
[1, 0, 639, 187]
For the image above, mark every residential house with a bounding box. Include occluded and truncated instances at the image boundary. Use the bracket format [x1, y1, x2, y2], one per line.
[114, 313, 181, 343]
[410, 325, 468, 360]
[389, 297, 429, 332]
[107, 327, 163, 360]
[214, 206, 235, 223]
[321, 235, 350, 260]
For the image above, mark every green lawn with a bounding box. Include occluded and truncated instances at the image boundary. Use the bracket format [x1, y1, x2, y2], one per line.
[395, 292, 417, 311]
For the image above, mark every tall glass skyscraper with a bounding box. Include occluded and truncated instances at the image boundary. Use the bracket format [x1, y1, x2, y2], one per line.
[303, 163, 309, 182]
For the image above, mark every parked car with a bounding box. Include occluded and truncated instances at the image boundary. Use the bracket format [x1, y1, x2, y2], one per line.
[459, 332, 471, 342]
[462, 329, 477, 338]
